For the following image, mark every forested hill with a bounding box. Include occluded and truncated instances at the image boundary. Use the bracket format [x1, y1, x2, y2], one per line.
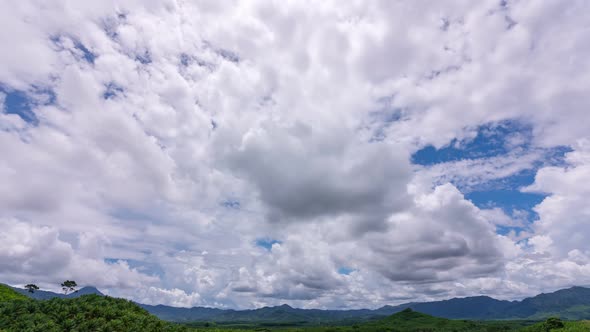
[0, 284, 188, 332]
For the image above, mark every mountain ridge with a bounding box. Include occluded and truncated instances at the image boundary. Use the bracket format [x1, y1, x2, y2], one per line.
[140, 286, 590, 322]
[5, 283, 590, 323]
[7, 284, 104, 300]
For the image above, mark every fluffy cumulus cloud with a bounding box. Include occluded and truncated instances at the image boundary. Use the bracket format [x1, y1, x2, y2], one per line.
[0, 219, 156, 291]
[502, 140, 590, 292]
[1, 0, 590, 308]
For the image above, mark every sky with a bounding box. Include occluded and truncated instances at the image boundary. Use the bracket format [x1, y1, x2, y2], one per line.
[1, 0, 590, 310]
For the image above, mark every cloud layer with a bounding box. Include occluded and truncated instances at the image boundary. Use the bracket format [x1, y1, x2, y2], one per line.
[1, 0, 589, 308]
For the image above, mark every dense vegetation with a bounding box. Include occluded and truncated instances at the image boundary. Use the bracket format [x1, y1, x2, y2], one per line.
[184, 311, 576, 332]
[0, 285, 189, 332]
[0, 285, 28, 302]
[520, 318, 590, 332]
[213, 308, 523, 332]
[363, 308, 519, 332]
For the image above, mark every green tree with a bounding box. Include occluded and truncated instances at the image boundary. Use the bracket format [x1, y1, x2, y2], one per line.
[61, 280, 77, 295]
[24, 284, 39, 293]
[543, 317, 564, 331]
[0, 294, 190, 331]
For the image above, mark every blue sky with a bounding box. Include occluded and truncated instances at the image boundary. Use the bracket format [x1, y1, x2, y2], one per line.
[1, 0, 590, 310]
[255, 238, 281, 251]
[1, 88, 38, 124]
[412, 121, 571, 235]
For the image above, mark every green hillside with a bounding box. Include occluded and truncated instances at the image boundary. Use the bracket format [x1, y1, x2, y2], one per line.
[237, 309, 526, 332]
[0, 293, 190, 332]
[0, 284, 28, 302]
[372, 308, 482, 331]
[355, 308, 523, 332]
[520, 318, 590, 332]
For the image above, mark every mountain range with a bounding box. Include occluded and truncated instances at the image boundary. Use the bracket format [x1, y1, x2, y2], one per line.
[9, 285, 104, 300]
[7, 284, 590, 323]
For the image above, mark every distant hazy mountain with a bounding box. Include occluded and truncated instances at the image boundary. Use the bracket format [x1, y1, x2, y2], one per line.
[501, 286, 590, 320]
[384, 287, 590, 320]
[141, 286, 590, 323]
[9, 285, 103, 300]
[4, 283, 590, 323]
[139, 302, 381, 324]
[381, 295, 516, 320]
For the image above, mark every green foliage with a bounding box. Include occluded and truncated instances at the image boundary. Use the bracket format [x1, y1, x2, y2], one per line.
[524, 305, 590, 321]
[184, 309, 532, 332]
[355, 308, 515, 332]
[0, 284, 29, 302]
[519, 318, 590, 332]
[545, 318, 565, 330]
[0, 294, 191, 332]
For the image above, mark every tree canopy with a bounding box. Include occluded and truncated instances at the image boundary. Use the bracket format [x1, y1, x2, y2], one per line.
[24, 284, 39, 293]
[61, 280, 77, 295]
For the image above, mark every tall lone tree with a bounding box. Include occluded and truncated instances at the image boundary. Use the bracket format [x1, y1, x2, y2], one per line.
[24, 284, 39, 293]
[61, 280, 77, 295]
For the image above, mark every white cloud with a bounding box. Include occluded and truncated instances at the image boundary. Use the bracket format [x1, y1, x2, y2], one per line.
[412, 150, 542, 193]
[525, 141, 590, 257]
[131, 286, 202, 308]
[1, 0, 590, 308]
[0, 219, 156, 290]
